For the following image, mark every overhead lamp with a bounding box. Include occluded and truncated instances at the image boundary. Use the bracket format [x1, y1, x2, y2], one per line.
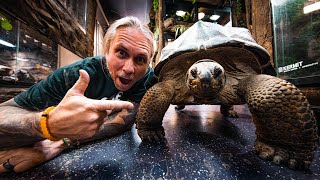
[176, 10, 186, 17]
[198, 12, 205, 20]
[304, 2, 320, 14]
[16, 57, 29, 62]
[0, 39, 15, 47]
[210, 15, 220, 21]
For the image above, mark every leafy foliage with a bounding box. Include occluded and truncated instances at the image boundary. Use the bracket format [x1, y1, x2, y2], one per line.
[235, 0, 246, 27]
[174, 25, 188, 39]
[182, 11, 191, 21]
[153, 0, 159, 12]
[0, 13, 12, 31]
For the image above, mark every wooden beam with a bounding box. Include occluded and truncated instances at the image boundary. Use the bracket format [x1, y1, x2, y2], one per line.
[250, 0, 273, 66]
[155, 0, 164, 67]
[0, 0, 96, 58]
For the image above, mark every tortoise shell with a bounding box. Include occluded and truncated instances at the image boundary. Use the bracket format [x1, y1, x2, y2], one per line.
[155, 21, 276, 82]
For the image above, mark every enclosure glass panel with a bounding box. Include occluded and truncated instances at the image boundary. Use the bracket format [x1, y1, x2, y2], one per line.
[0, 10, 57, 86]
[58, 0, 87, 32]
[271, 0, 320, 85]
[18, 23, 58, 83]
[0, 12, 17, 82]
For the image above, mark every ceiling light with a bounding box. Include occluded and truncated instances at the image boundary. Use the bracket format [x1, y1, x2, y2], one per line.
[176, 10, 186, 17]
[0, 39, 15, 47]
[16, 57, 29, 61]
[210, 15, 220, 21]
[304, 2, 320, 14]
[198, 12, 205, 20]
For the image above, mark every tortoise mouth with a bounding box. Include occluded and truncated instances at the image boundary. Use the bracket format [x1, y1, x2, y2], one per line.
[187, 79, 223, 98]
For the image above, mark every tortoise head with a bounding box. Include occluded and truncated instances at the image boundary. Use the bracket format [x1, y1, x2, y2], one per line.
[186, 59, 226, 98]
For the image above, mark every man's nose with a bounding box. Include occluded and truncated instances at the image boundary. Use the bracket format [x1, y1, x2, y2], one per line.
[123, 59, 134, 74]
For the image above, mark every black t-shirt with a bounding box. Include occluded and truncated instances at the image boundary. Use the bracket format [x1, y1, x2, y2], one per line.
[14, 56, 156, 110]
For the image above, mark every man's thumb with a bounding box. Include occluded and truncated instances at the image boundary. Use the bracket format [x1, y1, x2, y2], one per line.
[69, 69, 90, 95]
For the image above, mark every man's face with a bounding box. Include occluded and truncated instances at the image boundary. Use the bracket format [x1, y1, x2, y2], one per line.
[106, 27, 152, 91]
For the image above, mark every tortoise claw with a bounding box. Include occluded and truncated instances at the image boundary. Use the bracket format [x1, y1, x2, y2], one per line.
[288, 159, 298, 170]
[224, 110, 239, 118]
[255, 141, 313, 170]
[272, 155, 284, 165]
[138, 126, 166, 143]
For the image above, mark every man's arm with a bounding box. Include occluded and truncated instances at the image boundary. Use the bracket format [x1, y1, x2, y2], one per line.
[0, 101, 139, 174]
[91, 101, 139, 140]
[0, 70, 134, 150]
[0, 98, 139, 149]
[0, 99, 44, 150]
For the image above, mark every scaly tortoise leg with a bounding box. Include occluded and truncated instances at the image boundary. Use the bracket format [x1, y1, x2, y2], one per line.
[238, 74, 318, 170]
[220, 104, 239, 118]
[175, 105, 185, 111]
[136, 81, 175, 142]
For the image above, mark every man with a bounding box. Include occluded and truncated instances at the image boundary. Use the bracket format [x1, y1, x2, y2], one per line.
[0, 16, 155, 173]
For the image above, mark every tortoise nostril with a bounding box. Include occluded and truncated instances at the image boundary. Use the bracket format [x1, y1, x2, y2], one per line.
[202, 83, 210, 89]
[190, 69, 197, 78]
[201, 78, 211, 89]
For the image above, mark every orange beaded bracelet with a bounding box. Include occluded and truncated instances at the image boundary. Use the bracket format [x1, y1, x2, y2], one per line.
[40, 106, 60, 141]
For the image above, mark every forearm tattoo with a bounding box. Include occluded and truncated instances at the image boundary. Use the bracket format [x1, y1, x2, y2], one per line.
[84, 102, 139, 142]
[0, 99, 44, 150]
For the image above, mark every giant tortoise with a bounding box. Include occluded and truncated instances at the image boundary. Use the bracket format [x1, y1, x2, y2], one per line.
[136, 21, 318, 170]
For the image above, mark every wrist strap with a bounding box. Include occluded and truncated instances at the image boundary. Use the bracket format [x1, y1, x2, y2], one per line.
[62, 138, 73, 147]
[40, 106, 60, 141]
[62, 138, 80, 148]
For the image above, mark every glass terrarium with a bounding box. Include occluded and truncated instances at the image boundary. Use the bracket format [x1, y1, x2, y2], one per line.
[271, 0, 320, 85]
[0, 10, 57, 86]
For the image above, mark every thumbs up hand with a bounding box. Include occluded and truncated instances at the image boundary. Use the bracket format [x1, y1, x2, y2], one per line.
[46, 70, 133, 140]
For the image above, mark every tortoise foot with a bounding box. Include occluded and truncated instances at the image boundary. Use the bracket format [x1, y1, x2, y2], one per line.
[137, 126, 166, 143]
[254, 141, 312, 170]
[175, 105, 185, 111]
[222, 109, 239, 118]
[220, 105, 239, 118]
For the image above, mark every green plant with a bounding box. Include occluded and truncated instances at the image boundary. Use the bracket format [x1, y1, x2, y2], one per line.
[174, 25, 188, 39]
[153, 0, 159, 12]
[182, 11, 191, 21]
[154, 26, 159, 40]
[0, 13, 12, 31]
[235, 0, 246, 27]
[236, 0, 242, 18]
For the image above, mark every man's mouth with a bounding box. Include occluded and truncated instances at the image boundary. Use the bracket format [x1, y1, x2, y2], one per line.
[119, 77, 132, 85]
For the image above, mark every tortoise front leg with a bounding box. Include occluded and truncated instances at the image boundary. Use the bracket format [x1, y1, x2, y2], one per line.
[175, 105, 185, 111]
[238, 74, 318, 170]
[220, 104, 239, 118]
[136, 81, 175, 142]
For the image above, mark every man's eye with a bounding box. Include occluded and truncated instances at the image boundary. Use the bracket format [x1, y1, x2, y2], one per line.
[117, 50, 126, 58]
[136, 57, 146, 64]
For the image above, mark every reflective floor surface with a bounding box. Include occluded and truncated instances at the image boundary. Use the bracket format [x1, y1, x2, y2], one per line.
[2, 105, 320, 179]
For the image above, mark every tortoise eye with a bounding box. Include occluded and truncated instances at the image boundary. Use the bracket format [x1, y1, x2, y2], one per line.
[190, 69, 197, 78]
[213, 68, 222, 78]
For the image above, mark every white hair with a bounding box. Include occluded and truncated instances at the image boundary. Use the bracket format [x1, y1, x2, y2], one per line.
[103, 16, 155, 59]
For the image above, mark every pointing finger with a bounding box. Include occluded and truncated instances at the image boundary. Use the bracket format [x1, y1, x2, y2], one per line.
[93, 100, 134, 112]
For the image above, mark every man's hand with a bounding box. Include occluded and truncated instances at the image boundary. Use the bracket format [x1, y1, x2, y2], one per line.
[46, 69, 134, 141]
[0, 140, 65, 173]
